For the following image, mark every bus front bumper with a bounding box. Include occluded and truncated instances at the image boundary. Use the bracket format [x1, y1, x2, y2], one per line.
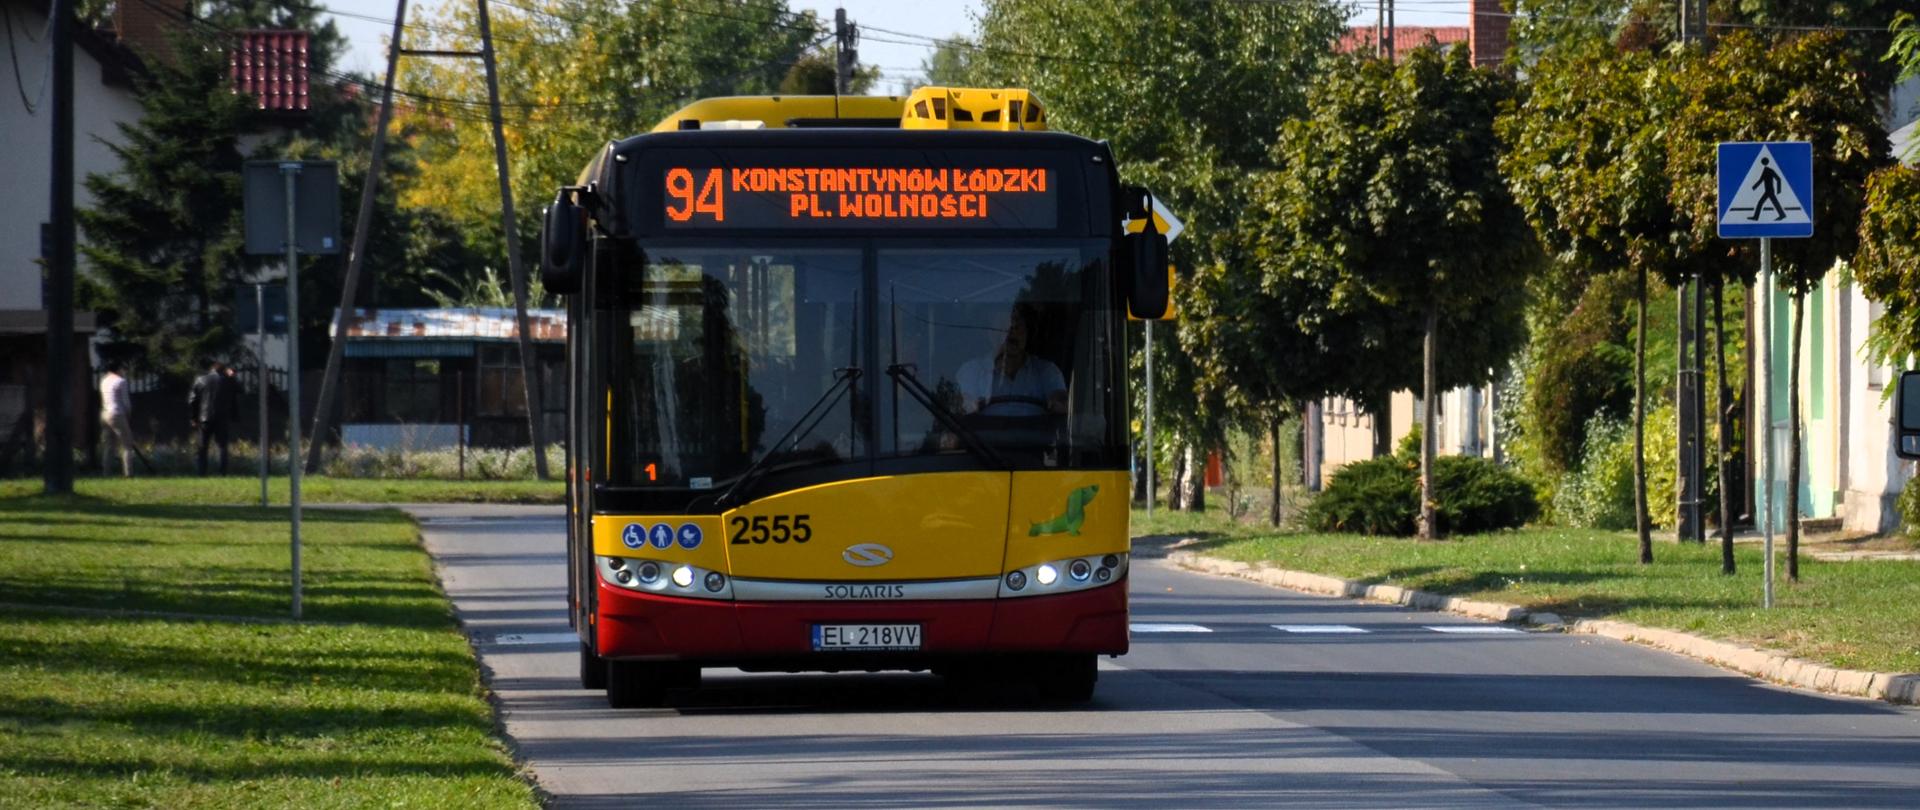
[592, 578, 1128, 664]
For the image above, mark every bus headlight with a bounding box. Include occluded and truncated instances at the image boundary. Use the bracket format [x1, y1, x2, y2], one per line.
[1000, 553, 1127, 598]
[597, 555, 732, 600]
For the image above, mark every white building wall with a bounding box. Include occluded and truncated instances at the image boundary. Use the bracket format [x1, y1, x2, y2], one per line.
[1841, 284, 1914, 532]
[0, 3, 144, 311]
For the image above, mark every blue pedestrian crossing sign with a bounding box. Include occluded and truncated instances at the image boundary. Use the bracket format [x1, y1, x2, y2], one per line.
[1717, 141, 1813, 239]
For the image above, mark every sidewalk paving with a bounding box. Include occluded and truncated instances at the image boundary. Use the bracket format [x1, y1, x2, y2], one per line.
[1166, 546, 1920, 707]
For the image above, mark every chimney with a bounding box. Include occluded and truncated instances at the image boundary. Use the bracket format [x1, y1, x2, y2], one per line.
[115, 0, 189, 61]
[1469, 0, 1510, 67]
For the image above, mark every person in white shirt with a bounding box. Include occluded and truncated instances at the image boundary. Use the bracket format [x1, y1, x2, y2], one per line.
[99, 362, 133, 477]
[956, 302, 1067, 417]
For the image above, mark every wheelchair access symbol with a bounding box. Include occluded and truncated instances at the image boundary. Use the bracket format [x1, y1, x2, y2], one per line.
[621, 523, 645, 549]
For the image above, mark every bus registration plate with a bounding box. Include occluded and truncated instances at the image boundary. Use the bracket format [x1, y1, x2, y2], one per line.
[812, 624, 922, 651]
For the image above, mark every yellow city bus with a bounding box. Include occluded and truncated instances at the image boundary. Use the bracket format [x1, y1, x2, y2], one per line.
[540, 87, 1169, 708]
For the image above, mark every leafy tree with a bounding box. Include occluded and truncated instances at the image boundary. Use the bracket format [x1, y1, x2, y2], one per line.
[1668, 30, 1890, 580]
[1855, 166, 1920, 377]
[398, 0, 828, 263]
[777, 49, 881, 94]
[1498, 44, 1687, 563]
[78, 33, 259, 378]
[966, 0, 1346, 507]
[1855, 15, 1920, 368]
[1261, 45, 1535, 539]
[919, 37, 978, 86]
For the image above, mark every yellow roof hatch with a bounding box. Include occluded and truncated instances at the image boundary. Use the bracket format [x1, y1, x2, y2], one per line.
[901, 87, 1048, 131]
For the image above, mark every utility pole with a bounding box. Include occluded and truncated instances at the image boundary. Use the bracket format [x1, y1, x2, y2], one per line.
[1676, 0, 1710, 543]
[307, 0, 410, 474]
[43, 0, 74, 495]
[1376, 0, 1385, 59]
[834, 8, 856, 95]
[1386, 0, 1396, 62]
[306, 0, 550, 477]
[477, 0, 551, 479]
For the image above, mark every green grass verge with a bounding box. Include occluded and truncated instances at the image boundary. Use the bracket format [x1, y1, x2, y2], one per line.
[0, 494, 536, 808]
[0, 476, 564, 506]
[1137, 509, 1920, 675]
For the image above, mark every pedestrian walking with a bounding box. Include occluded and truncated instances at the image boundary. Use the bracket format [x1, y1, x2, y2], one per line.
[189, 361, 234, 475]
[99, 362, 133, 477]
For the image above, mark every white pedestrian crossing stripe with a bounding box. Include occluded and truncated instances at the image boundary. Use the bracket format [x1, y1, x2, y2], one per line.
[1126, 623, 1527, 635]
[489, 632, 580, 646]
[1272, 624, 1369, 634]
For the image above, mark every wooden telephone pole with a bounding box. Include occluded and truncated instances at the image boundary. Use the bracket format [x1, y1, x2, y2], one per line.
[306, 0, 549, 478]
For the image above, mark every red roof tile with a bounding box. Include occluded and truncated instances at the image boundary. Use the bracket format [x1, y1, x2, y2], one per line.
[230, 30, 310, 112]
[1336, 25, 1470, 58]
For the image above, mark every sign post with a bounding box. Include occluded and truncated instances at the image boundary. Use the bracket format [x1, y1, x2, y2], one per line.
[282, 163, 304, 620]
[237, 282, 286, 507]
[1126, 200, 1181, 518]
[244, 160, 339, 620]
[1717, 141, 1813, 609]
[257, 283, 268, 508]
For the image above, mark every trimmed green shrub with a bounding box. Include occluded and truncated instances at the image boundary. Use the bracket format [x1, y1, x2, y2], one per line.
[1304, 456, 1418, 535]
[1431, 455, 1540, 534]
[1306, 449, 1537, 536]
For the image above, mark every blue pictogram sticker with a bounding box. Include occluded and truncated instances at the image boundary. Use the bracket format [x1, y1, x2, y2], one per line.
[621, 523, 645, 549]
[649, 523, 674, 549]
[678, 523, 703, 549]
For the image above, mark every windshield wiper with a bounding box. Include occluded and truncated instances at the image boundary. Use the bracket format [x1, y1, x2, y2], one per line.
[713, 367, 861, 509]
[885, 364, 1011, 470]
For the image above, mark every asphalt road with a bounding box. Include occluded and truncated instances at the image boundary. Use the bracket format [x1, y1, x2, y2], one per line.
[413, 505, 1920, 808]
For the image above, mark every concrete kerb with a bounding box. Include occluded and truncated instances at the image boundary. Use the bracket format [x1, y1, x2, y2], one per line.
[1163, 548, 1920, 707]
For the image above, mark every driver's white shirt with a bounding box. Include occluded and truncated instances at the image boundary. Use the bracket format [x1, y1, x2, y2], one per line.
[956, 355, 1066, 416]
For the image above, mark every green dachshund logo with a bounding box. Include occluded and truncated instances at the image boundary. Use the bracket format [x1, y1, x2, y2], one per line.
[1029, 485, 1099, 536]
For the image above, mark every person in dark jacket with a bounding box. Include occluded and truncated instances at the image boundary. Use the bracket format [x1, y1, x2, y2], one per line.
[189, 361, 233, 475]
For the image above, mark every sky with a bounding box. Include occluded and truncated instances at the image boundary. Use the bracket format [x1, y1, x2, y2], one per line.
[317, 1, 1460, 83]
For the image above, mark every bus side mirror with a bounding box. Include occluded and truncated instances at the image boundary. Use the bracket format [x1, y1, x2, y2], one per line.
[542, 190, 585, 295]
[1898, 370, 1920, 460]
[1125, 230, 1169, 320]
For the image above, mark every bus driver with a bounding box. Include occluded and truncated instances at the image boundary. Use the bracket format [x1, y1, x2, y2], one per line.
[957, 302, 1067, 417]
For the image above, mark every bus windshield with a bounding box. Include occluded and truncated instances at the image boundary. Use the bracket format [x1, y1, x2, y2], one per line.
[612, 241, 1122, 492]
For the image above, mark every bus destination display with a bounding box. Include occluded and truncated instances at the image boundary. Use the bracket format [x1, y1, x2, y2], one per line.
[659, 165, 1058, 230]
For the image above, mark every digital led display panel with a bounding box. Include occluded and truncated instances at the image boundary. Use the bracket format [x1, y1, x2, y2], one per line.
[636, 149, 1065, 232]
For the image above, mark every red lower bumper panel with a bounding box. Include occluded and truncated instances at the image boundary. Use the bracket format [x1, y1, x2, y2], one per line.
[594, 577, 1128, 663]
